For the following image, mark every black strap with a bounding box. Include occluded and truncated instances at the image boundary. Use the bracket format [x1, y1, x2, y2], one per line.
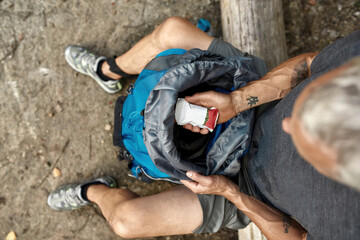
[113, 96, 127, 147]
[106, 56, 138, 79]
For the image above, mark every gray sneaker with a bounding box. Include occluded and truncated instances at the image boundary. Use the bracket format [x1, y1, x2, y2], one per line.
[65, 45, 122, 94]
[47, 176, 117, 210]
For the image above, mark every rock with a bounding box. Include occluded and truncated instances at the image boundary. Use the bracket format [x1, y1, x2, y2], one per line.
[5, 231, 17, 240]
[53, 168, 62, 178]
[328, 29, 339, 39]
[317, 5, 324, 12]
[104, 123, 112, 131]
[55, 102, 63, 113]
[337, 4, 342, 11]
[18, 33, 24, 42]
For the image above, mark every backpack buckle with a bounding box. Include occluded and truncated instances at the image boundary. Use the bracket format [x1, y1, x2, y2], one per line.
[126, 83, 135, 95]
[118, 147, 133, 162]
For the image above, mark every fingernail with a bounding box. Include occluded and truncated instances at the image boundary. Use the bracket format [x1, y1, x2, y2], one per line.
[186, 172, 193, 177]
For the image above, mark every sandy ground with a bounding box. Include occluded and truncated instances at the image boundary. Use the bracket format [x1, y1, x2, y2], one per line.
[0, 0, 359, 239]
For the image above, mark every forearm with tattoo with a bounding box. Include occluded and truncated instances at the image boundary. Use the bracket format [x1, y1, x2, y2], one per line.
[230, 52, 318, 114]
[223, 187, 307, 240]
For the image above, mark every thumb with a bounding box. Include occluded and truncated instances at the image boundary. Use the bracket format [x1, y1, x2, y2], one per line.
[184, 94, 199, 103]
[185, 92, 213, 108]
[186, 171, 211, 185]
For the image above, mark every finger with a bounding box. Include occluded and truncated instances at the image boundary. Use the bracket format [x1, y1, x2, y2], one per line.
[192, 126, 200, 133]
[186, 171, 212, 186]
[200, 128, 209, 135]
[183, 124, 193, 130]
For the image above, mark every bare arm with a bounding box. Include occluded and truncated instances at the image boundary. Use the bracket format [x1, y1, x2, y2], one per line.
[181, 172, 307, 240]
[230, 52, 318, 113]
[224, 182, 307, 240]
[185, 52, 318, 126]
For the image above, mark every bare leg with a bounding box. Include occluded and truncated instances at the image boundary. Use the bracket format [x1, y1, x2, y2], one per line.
[87, 184, 203, 238]
[102, 16, 214, 79]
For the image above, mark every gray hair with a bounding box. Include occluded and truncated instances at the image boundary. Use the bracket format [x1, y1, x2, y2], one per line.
[299, 59, 360, 191]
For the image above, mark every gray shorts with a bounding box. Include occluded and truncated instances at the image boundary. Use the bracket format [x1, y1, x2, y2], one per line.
[207, 38, 267, 77]
[193, 38, 267, 234]
[193, 192, 251, 234]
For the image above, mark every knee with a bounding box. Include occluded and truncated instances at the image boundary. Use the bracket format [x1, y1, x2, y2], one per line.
[161, 16, 189, 30]
[154, 16, 190, 48]
[108, 202, 139, 239]
[111, 220, 134, 239]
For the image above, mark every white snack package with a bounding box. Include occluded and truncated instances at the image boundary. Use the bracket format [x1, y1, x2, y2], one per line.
[175, 98, 219, 132]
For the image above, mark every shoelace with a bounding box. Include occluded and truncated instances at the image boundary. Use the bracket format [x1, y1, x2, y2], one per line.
[78, 51, 96, 72]
[65, 188, 82, 206]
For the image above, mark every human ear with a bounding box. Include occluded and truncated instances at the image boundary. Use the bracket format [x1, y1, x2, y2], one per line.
[282, 117, 292, 134]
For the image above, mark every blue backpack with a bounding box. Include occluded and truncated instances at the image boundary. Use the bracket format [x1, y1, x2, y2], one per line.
[113, 48, 261, 183]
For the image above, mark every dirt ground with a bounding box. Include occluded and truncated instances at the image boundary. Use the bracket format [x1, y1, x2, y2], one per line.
[0, 0, 359, 240]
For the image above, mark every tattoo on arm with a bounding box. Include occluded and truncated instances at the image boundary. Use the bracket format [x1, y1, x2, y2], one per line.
[247, 96, 258, 107]
[291, 60, 310, 88]
[282, 215, 291, 234]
